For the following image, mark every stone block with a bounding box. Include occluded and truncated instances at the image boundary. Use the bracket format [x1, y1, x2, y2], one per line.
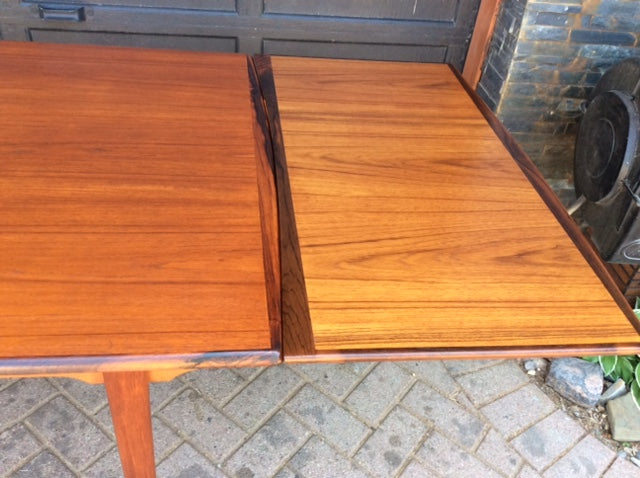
[510, 410, 585, 471]
[481, 383, 555, 438]
[225, 411, 310, 477]
[26, 396, 112, 470]
[159, 389, 246, 462]
[157, 443, 227, 478]
[477, 429, 523, 477]
[542, 434, 616, 477]
[12, 451, 76, 478]
[223, 366, 302, 430]
[533, 12, 571, 27]
[416, 432, 502, 478]
[456, 361, 529, 406]
[527, 3, 582, 14]
[354, 407, 427, 477]
[545, 357, 603, 407]
[570, 30, 636, 46]
[524, 26, 569, 42]
[0, 423, 41, 475]
[285, 384, 370, 455]
[606, 392, 640, 442]
[289, 437, 369, 478]
[345, 362, 414, 425]
[402, 382, 485, 450]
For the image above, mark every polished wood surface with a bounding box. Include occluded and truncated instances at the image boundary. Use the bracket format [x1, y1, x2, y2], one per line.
[269, 56, 640, 354]
[0, 42, 278, 358]
[104, 371, 156, 478]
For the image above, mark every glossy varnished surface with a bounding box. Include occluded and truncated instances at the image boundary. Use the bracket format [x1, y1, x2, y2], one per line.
[269, 56, 640, 353]
[0, 42, 277, 358]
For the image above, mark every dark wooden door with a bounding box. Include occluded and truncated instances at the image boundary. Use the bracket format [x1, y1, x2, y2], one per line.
[0, 0, 480, 68]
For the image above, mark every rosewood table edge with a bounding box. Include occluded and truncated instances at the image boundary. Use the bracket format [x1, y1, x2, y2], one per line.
[0, 349, 281, 379]
[283, 342, 640, 364]
[252, 55, 317, 359]
[448, 63, 640, 337]
[247, 56, 283, 356]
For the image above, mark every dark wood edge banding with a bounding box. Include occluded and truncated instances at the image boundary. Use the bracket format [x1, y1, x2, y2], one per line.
[247, 56, 282, 356]
[448, 63, 640, 337]
[284, 343, 640, 364]
[252, 54, 317, 358]
[0, 350, 280, 377]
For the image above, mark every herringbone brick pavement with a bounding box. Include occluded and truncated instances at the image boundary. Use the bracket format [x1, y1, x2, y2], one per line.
[1, 360, 638, 477]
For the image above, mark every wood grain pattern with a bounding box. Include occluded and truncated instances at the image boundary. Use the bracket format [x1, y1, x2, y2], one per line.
[270, 56, 640, 354]
[254, 55, 317, 357]
[449, 64, 640, 337]
[0, 42, 276, 358]
[104, 371, 155, 478]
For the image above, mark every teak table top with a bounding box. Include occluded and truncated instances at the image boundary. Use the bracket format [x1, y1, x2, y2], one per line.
[262, 56, 640, 360]
[0, 42, 280, 364]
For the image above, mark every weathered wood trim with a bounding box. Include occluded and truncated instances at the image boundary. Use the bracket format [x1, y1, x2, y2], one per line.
[0, 350, 280, 378]
[462, 0, 502, 88]
[247, 56, 282, 356]
[253, 54, 317, 358]
[449, 63, 640, 337]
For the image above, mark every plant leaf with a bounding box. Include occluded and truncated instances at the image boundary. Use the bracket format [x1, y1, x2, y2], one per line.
[600, 355, 618, 377]
[631, 380, 640, 412]
[636, 362, 640, 384]
[582, 356, 599, 363]
[619, 357, 634, 384]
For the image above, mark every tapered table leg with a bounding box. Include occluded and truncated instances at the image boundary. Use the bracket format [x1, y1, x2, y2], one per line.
[104, 371, 156, 478]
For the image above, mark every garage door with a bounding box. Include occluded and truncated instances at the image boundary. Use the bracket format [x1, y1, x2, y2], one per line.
[0, 0, 480, 69]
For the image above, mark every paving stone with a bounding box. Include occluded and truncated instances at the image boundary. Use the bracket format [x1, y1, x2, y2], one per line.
[517, 465, 543, 478]
[542, 434, 615, 478]
[444, 360, 504, 377]
[0, 380, 56, 426]
[12, 451, 76, 478]
[54, 379, 108, 415]
[286, 384, 370, 455]
[399, 361, 461, 396]
[223, 367, 302, 430]
[26, 396, 112, 470]
[355, 406, 428, 478]
[416, 431, 502, 478]
[481, 383, 556, 438]
[345, 362, 414, 425]
[82, 448, 122, 478]
[457, 361, 529, 406]
[0, 423, 41, 475]
[157, 443, 228, 478]
[152, 417, 182, 461]
[602, 456, 640, 478]
[476, 428, 523, 477]
[606, 392, 640, 442]
[510, 410, 585, 472]
[232, 367, 264, 380]
[150, 379, 187, 411]
[546, 358, 603, 408]
[291, 363, 366, 400]
[273, 466, 300, 478]
[402, 382, 485, 450]
[289, 436, 369, 478]
[181, 369, 248, 406]
[399, 460, 441, 477]
[159, 388, 246, 462]
[225, 411, 310, 478]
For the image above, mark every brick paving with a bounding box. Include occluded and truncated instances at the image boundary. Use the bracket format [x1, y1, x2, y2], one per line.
[1, 360, 639, 477]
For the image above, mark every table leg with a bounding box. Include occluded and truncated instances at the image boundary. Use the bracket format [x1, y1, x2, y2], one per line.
[104, 371, 156, 478]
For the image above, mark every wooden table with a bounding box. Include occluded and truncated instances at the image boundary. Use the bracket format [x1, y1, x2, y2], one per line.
[2, 42, 640, 477]
[256, 55, 640, 361]
[0, 42, 280, 477]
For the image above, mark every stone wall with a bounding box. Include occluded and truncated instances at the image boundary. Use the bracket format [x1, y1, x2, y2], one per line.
[477, 0, 640, 201]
